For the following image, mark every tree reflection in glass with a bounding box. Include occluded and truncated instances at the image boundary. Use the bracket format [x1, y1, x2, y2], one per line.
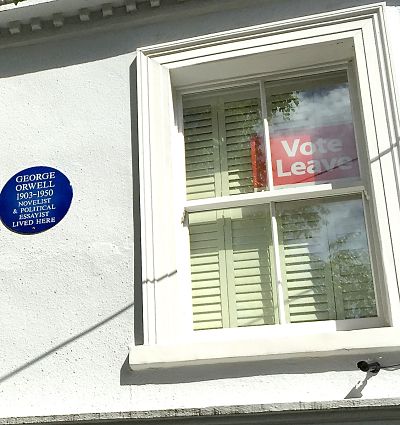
[277, 197, 377, 322]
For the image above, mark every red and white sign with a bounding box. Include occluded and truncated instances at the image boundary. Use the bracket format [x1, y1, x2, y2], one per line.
[250, 134, 267, 188]
[270, 123, 359, 186]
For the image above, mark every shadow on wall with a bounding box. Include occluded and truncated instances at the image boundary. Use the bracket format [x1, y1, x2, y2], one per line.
[0, 59, 142, 387]
[119, 352, 393, 391]
[0, 302, 134, 385]
[0, 0, 399, 78]
[130, 58, 144, 347]
[344, 372, 375, 399]
[120, 353, 400, 405]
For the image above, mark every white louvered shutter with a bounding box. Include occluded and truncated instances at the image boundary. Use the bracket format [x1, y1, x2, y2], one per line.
[185, 93, 276, 330]
[184, 104, 220, 200]
[222, 98, 262, 196]
[226, 209, 277, 327]
[189, 211, 228, 330]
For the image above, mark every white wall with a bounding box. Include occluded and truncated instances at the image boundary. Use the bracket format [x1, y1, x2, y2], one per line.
[1, 0, 400, 418]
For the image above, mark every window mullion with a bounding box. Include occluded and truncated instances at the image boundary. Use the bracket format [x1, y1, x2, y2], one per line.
[259, 81, 274, 191]
[217, 97, 238, 327]
[216, 213, 231, 328]
[262, 81, 287, 325]
[217, 100, 229, 197]
[270, 202, 287, 325]
[222, 215, 238, 327]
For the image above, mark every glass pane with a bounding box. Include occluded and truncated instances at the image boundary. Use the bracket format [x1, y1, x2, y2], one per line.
[183, 87, 267, 201]
[188, 205, 276, 330]
[267, 72, 360, 187]
[277, 196, 377, 323]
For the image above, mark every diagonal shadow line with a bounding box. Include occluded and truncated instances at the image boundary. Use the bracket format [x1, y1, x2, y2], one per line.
[0, 302, 134, 384]
[370, 141, 399, 163]
[142, 270, 177, 285]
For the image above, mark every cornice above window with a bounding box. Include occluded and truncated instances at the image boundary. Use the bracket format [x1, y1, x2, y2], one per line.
[0, 0, 187, 39]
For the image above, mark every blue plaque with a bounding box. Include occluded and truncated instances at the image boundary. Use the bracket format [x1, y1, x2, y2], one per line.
[0, 166, 73, 234]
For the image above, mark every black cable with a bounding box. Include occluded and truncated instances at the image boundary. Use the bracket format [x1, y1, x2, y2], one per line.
[381, 363, 400, 369]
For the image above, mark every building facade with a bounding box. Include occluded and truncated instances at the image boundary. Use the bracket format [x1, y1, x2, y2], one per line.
[1, 0, 400, 423]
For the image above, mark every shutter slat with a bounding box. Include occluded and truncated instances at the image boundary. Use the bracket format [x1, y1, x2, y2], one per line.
[225, 111, 260, 123]
[235, 283, 273, 294]
[186, 176, 215, 186]
[236, 290, 274, 301]
[192, 280, 221, 290]
[289, 303, 330, 314]
[238, 316, 276, 326]
[192, 287, 220, 297]
[191, 271, 220, 281]
[237, 308, 276, 319]
[235, 276, 273, 285]
[193, 320, 223, 330]
[185, 161, 215, 172]
[185, 134, 215, 143]
[286, 270, 326, 280]
[236, 299, 275, 310]
[185, 149, 215, 161]
[193, 303, 224, 313]
[193, 311, 222, 321]
[290, 312, 331, 322]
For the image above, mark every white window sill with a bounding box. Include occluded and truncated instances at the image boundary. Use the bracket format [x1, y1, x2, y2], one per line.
[129, 327, 400, 370]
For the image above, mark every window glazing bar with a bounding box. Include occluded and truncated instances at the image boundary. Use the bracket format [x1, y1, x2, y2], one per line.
[185, 184, 365, 212]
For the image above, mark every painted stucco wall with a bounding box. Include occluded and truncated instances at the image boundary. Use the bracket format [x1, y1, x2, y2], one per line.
[1, 0, 400, 418]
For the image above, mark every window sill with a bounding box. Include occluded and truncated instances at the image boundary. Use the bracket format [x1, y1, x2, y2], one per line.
[129, 326, 399, 370]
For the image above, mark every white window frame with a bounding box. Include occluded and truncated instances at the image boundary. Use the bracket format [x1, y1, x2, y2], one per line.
[129, 2, 400, 370]
[181, 70, 380, 330]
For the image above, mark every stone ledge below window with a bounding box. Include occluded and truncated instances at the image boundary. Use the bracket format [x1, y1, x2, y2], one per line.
[3, 399, 400, 425]
[129, 327, 400, 370]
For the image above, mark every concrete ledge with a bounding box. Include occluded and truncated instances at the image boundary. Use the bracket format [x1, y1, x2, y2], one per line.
[129, 327, 400, 370]
[2, 399, 400, 424]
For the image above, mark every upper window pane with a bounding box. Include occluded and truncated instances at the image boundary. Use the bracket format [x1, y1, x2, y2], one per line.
[267, 72, 361, 187]
[183, 86, 266, 200]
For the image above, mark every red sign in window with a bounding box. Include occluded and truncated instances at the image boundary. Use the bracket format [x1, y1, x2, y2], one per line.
[270, 123, 359, 186]
[250, 134, 267, 188]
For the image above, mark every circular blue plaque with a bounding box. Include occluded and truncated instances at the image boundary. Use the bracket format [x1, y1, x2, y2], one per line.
[0, 166, 73, 234]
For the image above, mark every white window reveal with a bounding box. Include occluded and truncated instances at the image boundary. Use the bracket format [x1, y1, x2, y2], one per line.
[129, 4, 400, 370]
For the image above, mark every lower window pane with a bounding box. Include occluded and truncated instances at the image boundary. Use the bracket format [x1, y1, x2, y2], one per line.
[188, 196, 377, 331]
[189, 206, 277, 330]
[276, 196, 377, 323]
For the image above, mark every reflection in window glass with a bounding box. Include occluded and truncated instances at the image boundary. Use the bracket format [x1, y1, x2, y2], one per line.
[268, 72, 360, 187]
[183, 88, 266, 200]
[188, 197, 377, 330]
[277, 197, 377, 322]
